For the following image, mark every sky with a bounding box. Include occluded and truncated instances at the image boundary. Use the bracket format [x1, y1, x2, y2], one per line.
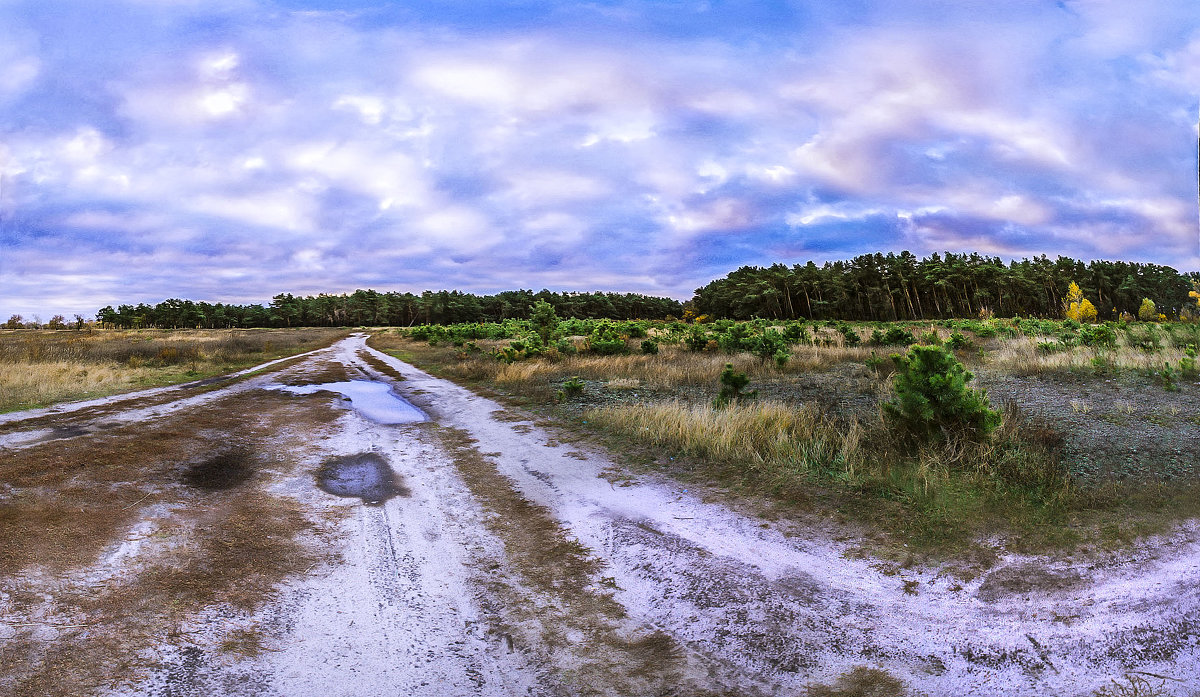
[0, 0, 1198, 319]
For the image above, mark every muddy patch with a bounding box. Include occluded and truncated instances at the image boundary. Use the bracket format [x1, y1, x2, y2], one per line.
[316, 452, 409, 505]
[183, 448, 255, 491]
[976, 563, 1085, 602]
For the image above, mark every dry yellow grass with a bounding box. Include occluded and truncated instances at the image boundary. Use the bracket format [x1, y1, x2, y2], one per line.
[0, 328, 345, 411]
[587, 400, 865, 483]
[987, 336, 1193, 374]
[0, 361, 134, 410]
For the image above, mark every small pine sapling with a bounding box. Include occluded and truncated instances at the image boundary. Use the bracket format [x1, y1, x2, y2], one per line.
[749, 329, 789, 365]
[529, 300, 559, 345]
[559, 376, 586, 401]
[713, 364, 756, 408]
[1181, 345, 1197, 380]
[882, 344, 1001, 443]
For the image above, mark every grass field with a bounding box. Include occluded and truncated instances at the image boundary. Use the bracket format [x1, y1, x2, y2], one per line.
[0, 328, 347, 412]
[369, 317, 1200, 560]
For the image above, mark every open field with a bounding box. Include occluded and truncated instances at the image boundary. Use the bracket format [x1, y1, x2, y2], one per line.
[1, 327, 1199, 695]
[369, 317, 1200, 557]
[0, 328, 347, 412]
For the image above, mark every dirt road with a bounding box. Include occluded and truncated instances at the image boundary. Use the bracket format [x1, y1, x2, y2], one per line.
[2, 334, 1198, 696]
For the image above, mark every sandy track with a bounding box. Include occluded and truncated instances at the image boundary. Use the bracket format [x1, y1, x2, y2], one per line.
[5, 334, 1199, 696]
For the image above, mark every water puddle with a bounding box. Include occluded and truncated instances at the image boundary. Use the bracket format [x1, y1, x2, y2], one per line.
[317, 452, 409, 505]
[266, 380, 426, 424]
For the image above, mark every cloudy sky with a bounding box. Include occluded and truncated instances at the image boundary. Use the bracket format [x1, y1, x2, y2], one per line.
[1, 0, 1198, 318]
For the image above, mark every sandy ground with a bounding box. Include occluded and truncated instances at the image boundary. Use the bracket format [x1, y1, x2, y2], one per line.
[3, 334, 1199, 696]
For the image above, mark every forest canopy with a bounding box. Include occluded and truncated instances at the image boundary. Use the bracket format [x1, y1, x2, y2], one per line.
[95, 289, 683, 329]
[89, 252, 1200, 329]
[692, 252, 1199, 322]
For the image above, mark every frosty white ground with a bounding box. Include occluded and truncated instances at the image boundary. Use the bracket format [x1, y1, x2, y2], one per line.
[3, 334, 1197, 696]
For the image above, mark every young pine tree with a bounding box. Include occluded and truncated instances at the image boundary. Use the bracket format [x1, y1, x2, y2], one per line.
[882, 344, 1000, 443]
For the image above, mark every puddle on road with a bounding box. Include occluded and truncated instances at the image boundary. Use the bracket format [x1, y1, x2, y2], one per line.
[184, 448, 254, 490]
[266, 380, 426, 424]
[317, 452, 409, 505]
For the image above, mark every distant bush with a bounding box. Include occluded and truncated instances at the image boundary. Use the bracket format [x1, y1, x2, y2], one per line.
[945, 332, 971, 351]
[1078, 324, 1116, 348]
[882, 344, 1000, 442]
[1182, 345, 1197, 380]
[685, 327, 710, 352]
[640, 339, 659, 355]
[871, 326, 916, 346]
[783, 323, 809, 343]
[588, 323, 628, 355]
[717, 324, 753, 353]
[748, 329, 789, 365]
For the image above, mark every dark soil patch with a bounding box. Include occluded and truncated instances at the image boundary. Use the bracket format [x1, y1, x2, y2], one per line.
[183, 448, 255, 490]
[976, 563, 1086, 602]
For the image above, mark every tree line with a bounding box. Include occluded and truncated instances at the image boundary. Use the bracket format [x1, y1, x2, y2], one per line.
[94, 289, 683, 329]
[65, 251, 1200, 330]
[692, 252, 1200, 322]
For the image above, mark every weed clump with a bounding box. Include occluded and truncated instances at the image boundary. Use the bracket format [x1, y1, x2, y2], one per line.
[882, 344, 1000, 443]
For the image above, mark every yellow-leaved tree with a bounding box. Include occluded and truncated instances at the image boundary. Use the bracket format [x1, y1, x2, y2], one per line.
[1138, 297, 1157, 321]
[1063, 281, 1097, 322]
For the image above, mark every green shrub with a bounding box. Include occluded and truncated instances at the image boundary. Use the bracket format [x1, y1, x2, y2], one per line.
[882, 344, 1001, 443]
[1181, 345, 1197, 380]
[713, 363, 756, 408]
[871, 326, 916, 346]
[1156, 363, 1179, 392]
[783, 323, 809, 343]
[560, 376, 586, 399]
[588, 323, 628, 355]
[945, 332, 971, 351]
[640, 339, 659, 355]
[685, 327, 710, 352]
[749, 329, 789, 364]
[717, 324, 753, 353]
[839, 324, 861, 346]
[554, 338, 578, 356]
[1079, 324, 1116, 348]
[529, 300, 559, 345]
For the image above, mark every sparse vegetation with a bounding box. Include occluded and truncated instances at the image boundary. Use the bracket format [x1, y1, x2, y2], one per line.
[0, 328, 344, 411]
[372, 314, 1200, 556]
